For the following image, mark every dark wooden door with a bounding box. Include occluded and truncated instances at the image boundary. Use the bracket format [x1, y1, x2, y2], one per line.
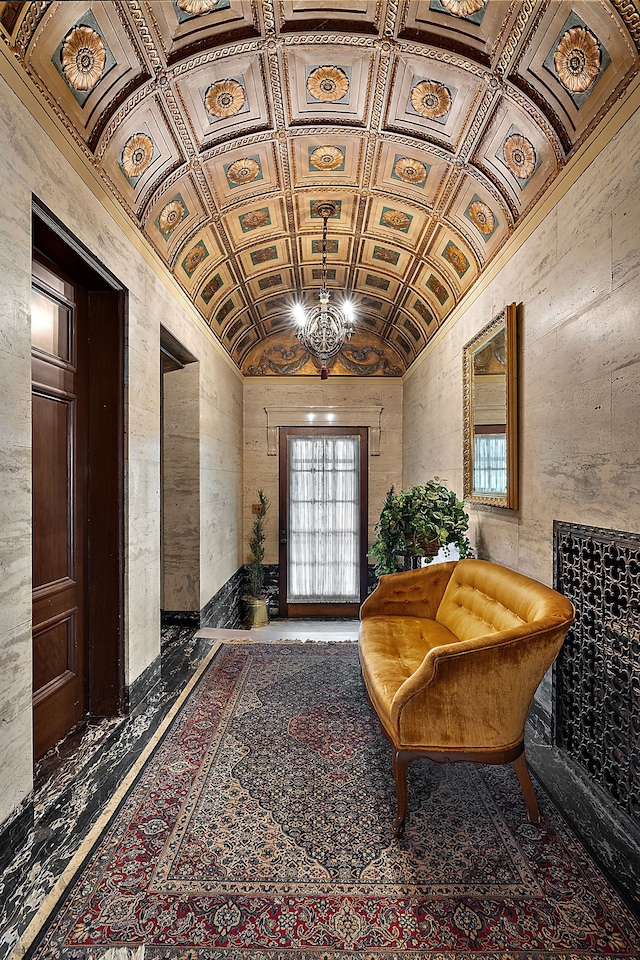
[279, 427, 368, 618]
[31, 256, 87, 759]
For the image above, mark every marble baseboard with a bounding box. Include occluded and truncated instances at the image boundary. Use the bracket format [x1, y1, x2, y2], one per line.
[527, 726, 640, 919]
[262, 563, 279, 619]
[527, 697, 553, 743]
[0, 793, 33, 876]
[200, 567, 245, 629]
[161, 610, 201, 627]
[125, 652, 161, 714]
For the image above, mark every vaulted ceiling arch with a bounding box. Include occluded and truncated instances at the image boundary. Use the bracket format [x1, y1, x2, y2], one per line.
[2, 0, 639, 375]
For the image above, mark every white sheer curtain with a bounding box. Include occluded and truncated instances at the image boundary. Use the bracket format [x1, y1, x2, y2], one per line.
[473, 433, 507, 494]
[287, 435, 360, 603]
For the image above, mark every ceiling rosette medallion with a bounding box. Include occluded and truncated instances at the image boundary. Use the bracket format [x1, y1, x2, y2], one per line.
[60, 24, 106, 91]
[502, 133, 536, 181]
[177, 0, 220, 14]
[427, 274, 449, 304]
[554, 26, 601, 94]
[158, 198, 186, 236]
[240, 208, 270, 231]
[410, 80, 452, 119]
[381, 209, 411, 231]
[309, 146, 345, 170]
[393, 157, 428, 185]
[204, 79, 246, 119]
[121, 133, 154, 179]
[201, 274, 223, 302]
[182, 243, 208, 275]
[468, 200, 495, 236]
[226, 157, 260, 186]
[311, 199, 341, 219]
[307, 65, 349, 103]
[373, 246, 399, 265]
[440, 0, 486, 17]
[443, 242, 469, 276]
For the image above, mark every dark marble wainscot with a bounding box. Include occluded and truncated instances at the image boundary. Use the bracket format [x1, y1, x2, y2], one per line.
[160, 610, 201, 628]
[200, 566, 246, 629]
[526, 723, 640, 920]
[0, 624, 213, 960]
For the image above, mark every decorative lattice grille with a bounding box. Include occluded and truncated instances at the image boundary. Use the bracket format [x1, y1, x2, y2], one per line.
[554, 521, 640, 826]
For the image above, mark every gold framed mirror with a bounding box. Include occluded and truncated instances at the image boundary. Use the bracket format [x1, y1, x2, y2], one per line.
[463, 303, 518, 509]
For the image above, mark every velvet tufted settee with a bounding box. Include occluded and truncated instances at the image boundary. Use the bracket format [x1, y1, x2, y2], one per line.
[358, 558, 574, 836]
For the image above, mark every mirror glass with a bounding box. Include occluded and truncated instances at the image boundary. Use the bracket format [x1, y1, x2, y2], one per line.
[463, 303, 518, 509]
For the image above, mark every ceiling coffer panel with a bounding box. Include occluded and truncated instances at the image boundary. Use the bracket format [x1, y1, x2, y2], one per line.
[3, 0, 639, 375]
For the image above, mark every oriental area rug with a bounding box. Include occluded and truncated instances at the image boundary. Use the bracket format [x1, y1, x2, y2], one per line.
[24, 641, 640, 959]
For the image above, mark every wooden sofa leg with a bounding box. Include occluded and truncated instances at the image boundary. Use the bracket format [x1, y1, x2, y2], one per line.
[392, 749, 412, 837]
[513, 752, 541, 826]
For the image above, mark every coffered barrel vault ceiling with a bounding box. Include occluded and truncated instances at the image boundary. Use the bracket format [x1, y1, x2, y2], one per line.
[2, 1, 639, 375]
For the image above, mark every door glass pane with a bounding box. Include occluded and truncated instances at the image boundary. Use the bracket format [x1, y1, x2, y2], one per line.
[31, 288, 70, 361]
[287, 435, 360, 603]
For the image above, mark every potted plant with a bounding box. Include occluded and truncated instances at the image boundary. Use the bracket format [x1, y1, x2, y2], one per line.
[368, 479, 472, 576]
[243, 489, 270, 627]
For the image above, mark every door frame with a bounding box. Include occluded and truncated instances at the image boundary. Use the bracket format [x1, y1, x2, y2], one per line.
[32, 198, 126, 728]
[278, 426, 369, 618]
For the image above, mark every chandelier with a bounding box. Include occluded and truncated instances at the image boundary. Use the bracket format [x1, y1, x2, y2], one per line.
[293, 200, 355, 379]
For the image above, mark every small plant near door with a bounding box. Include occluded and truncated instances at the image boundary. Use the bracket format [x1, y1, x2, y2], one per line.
[243, 489, 270, 626]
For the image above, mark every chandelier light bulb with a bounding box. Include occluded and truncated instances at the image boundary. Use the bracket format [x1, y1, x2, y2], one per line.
[342, 299, 355, 323]
[292, 303, 306, 327]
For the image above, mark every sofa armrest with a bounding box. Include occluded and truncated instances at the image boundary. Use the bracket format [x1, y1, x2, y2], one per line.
[360, 561, 457, 620]
[389, 615, 573, 749]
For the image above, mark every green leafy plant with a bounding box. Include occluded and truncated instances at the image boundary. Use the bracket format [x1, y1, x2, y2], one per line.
[245, 489, 269, 597]
[368, 479, 471, 576]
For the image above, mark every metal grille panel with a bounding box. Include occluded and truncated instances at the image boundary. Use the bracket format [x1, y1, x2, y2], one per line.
[554, 521, 640, 826]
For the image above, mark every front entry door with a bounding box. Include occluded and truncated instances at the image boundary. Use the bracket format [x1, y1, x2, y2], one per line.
[31, 256, 87, 759]
[279, 427, 368, 617]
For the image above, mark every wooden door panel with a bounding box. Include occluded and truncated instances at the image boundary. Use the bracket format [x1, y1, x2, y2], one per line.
[32, 611, 77, 701]
[30, 207, 126, 750]
[32, 257, 86, 759]
[31, 392, 74, 589]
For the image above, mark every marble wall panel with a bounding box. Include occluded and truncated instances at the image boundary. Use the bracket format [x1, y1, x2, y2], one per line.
[544, 235, 612, 331]
[0, 75, 244, 829]
[526, 375, 612, 464]
[0, 167, 33, 825]
[163, 363, 200, 612]
[0, 621, 32, 822]
[521, 328, 557, 406]
[403, 101, 640, 593]
[612, 198, 640, 291]
[125, 316, 161, 684]
[199, 354, 243, 610]
[611, 360, 640, 455]
[243, 378, 403, 566]
[146, 279, 244, 616]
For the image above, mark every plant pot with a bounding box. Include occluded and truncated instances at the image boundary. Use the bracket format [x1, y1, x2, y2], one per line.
[398, 539, 440, 559]
[398, 540, 441, 571]
[243, 597, 269, 627]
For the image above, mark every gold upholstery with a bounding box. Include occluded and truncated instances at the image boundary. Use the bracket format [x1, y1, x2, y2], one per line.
[358, 558, 575, 835]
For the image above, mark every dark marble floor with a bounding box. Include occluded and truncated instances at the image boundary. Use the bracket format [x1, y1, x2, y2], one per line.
[0, 624, 638, 960]
[0, 625, 210, 960]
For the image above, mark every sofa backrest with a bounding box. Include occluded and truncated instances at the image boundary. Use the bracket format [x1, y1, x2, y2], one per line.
[436, 558, 574, 642]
